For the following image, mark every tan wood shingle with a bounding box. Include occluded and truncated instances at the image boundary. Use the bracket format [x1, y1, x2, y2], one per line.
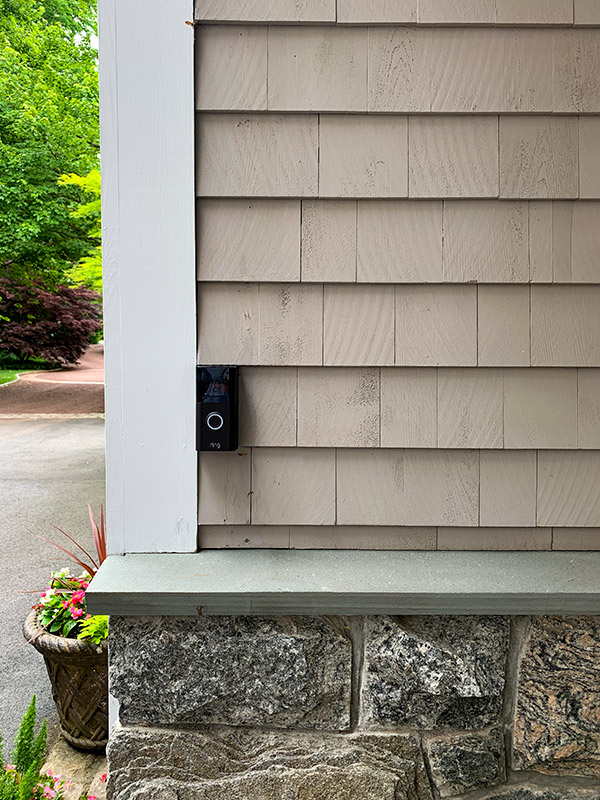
[268, 27, 367, 112]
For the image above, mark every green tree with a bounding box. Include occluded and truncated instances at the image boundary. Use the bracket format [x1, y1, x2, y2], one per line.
[0, 0, 99, 284]
[59, 168, 102, 292]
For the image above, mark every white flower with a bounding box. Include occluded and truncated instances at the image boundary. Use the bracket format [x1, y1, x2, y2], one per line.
[39, 588, 56, 606]
[52, 568, 70, 579]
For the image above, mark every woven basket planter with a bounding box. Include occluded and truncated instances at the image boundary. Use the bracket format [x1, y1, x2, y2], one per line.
[23, 609, 108, 752]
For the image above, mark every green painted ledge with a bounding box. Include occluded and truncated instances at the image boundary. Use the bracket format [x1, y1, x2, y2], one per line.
[86, 550, 600, 616]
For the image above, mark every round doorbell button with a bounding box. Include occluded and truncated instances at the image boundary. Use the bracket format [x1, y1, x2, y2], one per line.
[206, 412, 224, 431]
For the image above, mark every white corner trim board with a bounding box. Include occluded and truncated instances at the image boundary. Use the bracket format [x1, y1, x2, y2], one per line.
[98, 0, 197, 553]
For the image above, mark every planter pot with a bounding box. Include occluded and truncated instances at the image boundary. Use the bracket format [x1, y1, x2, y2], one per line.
[23, 609, 108, 752]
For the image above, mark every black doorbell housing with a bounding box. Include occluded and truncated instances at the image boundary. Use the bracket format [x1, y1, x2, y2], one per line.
[197, 366, 238, 451]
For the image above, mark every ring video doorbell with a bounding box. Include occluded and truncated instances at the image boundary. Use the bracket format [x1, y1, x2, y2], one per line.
[197, 366, 238, 452]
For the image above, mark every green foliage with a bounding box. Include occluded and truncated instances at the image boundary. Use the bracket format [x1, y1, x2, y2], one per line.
[11, 696, 39, 775]
[36, 569, 92, 638]
[77, 614, 108, 644]
[58, 170, 102, 292]
[0, 696, 57, 800]
[0, 353, 53, 383]
[0, 0, 99, 284]
[36, 558, 107, 643]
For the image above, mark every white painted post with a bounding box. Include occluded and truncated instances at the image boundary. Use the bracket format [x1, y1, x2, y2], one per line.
[98, 0, 197, 554]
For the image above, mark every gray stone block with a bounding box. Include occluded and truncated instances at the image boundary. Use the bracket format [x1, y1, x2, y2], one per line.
[361, 615, 510, 729]
[107, 726, 434, 800]
[423, 727, 505, 797]
[480, 788, 600, 800]
[513, 616, 600, 778]
[109, 615, 351, 730]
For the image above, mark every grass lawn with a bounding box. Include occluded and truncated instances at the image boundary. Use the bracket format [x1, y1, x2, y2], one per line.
[0, 355, 53, 385]
[0, 369, 20, 385]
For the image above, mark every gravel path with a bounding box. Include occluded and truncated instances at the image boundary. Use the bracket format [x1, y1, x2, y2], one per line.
[0, 345, 105, 415]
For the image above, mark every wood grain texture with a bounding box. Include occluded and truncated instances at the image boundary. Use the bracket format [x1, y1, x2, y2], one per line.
[538, 451, 600, 527]
[297, 367, 380, 447]
[496, 0, 572, 24]
[357, 200, 442, 282]
[404, 450, 479, 526]
[368, 28, 432, 112]
[528, 202, 553, 283]
[369, 29, 555, 114]
[478, 285, 530, 367]
[431, 30, 552, 113]
[319, 115, 408, 198]
[531, 286, 600, 367]
[575, 0, 600, 24]
[195, 26, 267, 111]
[527, 201, 600, 284]
[499, 117, 578, 199]
[529, 202, 574, 282]
[380, 368, 437, 448]
[301, 200, 356, 282]
[438, 528, 551, 551]
[443, 201, 528, 282]
[289, 526, 435, 550]
[197, 283, 259, 365]
[550, 202, 575, 282]
[409, 116, 499, 198]
[324, 285, 395, 366]
[552, 529, 600, 550]
[252, 447, 336, 525]
[418, 0, 495, 23]
[268, 27, 367, 112]
[239, 367, 297, 447]
[479, 451, 537, 526]
[571, 203, 600, 282]
[437, 369, 503, 449]
[577, 370, 600, 449]
[579, 118, 600, 199]
[337, 0, 417, 23]
[194, 0, 336, 22]
[554, 30, 600, 113]
[199, 526, 290, 549]
[198, 452, 251, 525]
[259, 284, 323, 365]
[396, 285, 477, 366]
[197, 114, 318, 197]
[197, 200, 300, 282]
[504, 369, 577, 449]
[337, 449, 404, 525]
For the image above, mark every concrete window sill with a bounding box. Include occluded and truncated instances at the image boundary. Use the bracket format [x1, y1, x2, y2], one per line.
[86, 550, 600, 616]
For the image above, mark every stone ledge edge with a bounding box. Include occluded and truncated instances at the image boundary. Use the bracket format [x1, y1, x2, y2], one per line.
[87, 550, 600, 616]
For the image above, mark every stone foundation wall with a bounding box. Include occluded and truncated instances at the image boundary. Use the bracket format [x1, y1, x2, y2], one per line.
[107, 615, 600, 800]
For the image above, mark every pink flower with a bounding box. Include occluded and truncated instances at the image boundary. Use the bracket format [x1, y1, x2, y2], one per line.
[71, 590, 85, 604]
[71, 607, 84, 620]
[101, 773, 107, 783]
[62, 600, 70, 609]
[88, 795, 96, 799]
[80, 581, 90, 589]
[42, 786, 56, 798]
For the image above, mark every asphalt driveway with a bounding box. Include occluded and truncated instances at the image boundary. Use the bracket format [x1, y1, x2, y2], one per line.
[0, 417, 105, 749]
